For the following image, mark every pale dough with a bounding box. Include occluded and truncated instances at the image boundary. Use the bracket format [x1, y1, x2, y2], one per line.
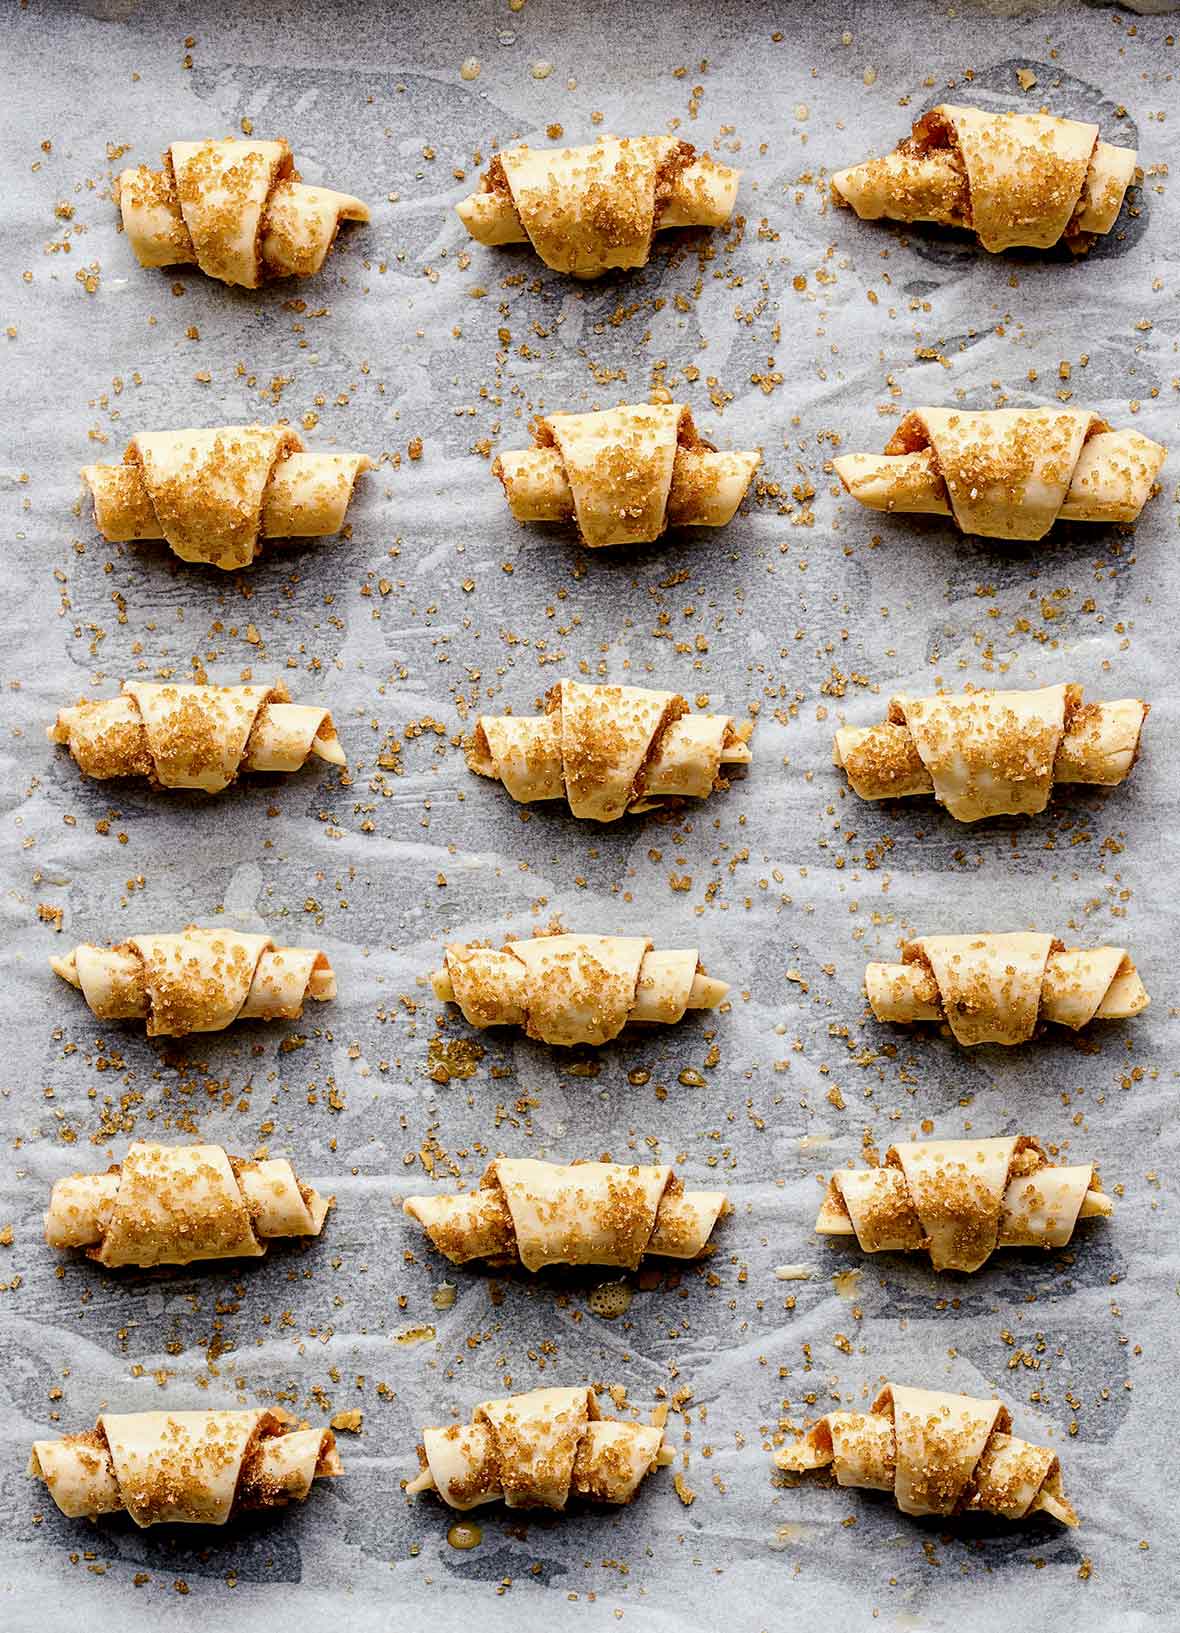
[49, 680, 346, 792]
[469, 678, 752, 820]
[83, 425, 369, 570]
[118, 138, 368, 287]
[405, 1157, 726, 1270]
[833, 104, 1136, 253]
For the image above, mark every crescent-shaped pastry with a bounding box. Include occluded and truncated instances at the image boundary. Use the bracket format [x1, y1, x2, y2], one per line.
[834, 408, 1165, 541]
[49, 679, 346, 793]
[50, 925, 336, 1036]
[30, 1408, 341, 1525]
[815, 1135, 1112, 1272]
[775, 1383, 1077, 1526]
[832, 104, 1137, 253]
[457, 135, 740, 277]
[117, 138, 368, 287]
[833, 683, 1146, 822]
[432, 933, 728, 1046]
[406, 1385, 672, 1511]
[83, 426, 370, 570]
[469, 678, 752, 821]
[865, 932, 1149, 1045]
[405, 1158, 726, 1271]
[494, 403, 760, 548]
[45, 1140, 329, 1268]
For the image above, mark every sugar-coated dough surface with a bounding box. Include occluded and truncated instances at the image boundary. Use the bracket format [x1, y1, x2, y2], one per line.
[468, 678, 752, 820]
[29, 1408, 341, 1525]
[456, 135, 740, 276]
[44, 1140, 330, 1267]
[816, 1134, 1111, 1271]
[865, 930, 1149, 1043]
[832, 104, 1137, 252]
[117, 137, 368, 287]
[405, 1157, 726, 1270]
[776, 1382, 1076, 1525]
[432, 931, 727, 1044]
[50, 924, 336, 1034]
[833, 407, 1165, 540]
[410, 1385, 668, 1511]
[494, 402, 759, 547]
[48, 679, 346, 792]
[834, 684, 1147, 820]
[82, 425, 369, 569]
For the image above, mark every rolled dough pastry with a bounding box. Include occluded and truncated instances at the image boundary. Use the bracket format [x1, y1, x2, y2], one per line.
[50, 925, 336, 1036]
[865, 931, 1148, 1045]
[406, 1385, 672, 1511]
[45, 1140, 330, 1268]
[832, 104, 1137, 252]
[833, 683, 1146, 821]
[834, 408, 1165, 541]
[816, 1135, 1111, 1271]
[776, 1383, 1077, 1525]
[30, 1408, 341, 1525]
[433, 932, 727, 1045]
[457, 135, 740, 277]
[469, 677, 752, 820]
[405, 1158, 726, 1270]
[118, 137, 368, 287]
[495, 402, 760, 548]
[49, 679, 346, 792]
[83, 426, 370, 570]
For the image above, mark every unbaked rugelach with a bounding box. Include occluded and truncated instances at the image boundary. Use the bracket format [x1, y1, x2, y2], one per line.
[51, 926, 335, 1035]
[30, 1409, 341, 1525]
[833, 104, 1137, 253]
[117, 137, 368, 287]
[432, 932, 727, 1045]
[865, 931, 1148, 1045]
[83, 426, 370, 570]
[469, 678, 752, 820]
[405, 1158, 726, 1270]
[49, 680, 345, 792]
[833, 683, 1146, 821]
[457, 135, 739, 276]
[834, 408, 1164, 540]
[776, 1383, 1076, 1525]
[45, 1140, 329, 1268]
[495, 402, 759, 548]
[406, 1385, 672, 1510]
[815, 1136, 1111, 1271]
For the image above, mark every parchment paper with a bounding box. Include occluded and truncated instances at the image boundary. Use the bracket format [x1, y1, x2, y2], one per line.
[1, 2, 1177, 1628]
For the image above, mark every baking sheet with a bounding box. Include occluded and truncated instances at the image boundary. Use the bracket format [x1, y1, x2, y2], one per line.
[1, 1, 1177, 1628]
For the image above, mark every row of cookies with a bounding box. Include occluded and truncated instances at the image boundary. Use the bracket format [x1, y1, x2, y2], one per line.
[33, 105, 1156, 1536]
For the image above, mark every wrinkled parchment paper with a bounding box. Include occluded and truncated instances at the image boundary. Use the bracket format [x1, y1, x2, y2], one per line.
[1, 1, 1177, 1628]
